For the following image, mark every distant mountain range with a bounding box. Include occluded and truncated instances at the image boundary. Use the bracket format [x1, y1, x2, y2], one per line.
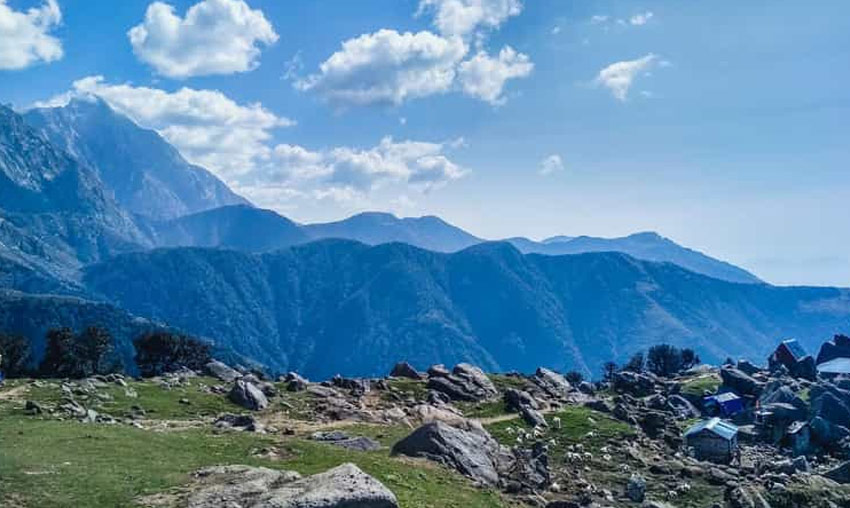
[83, 240, 849, 378]
[0, 98, 844, 378]
[149, 205, 761, 284]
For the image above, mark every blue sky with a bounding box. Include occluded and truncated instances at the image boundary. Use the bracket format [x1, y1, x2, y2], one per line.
[1, 0, 849, 286]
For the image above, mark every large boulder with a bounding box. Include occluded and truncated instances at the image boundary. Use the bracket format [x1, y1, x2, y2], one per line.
[817, 334, 850, 365]
[720, 367, 763, 396]
[254, 463, 397, 507]
[389, 362, 424, 380]
[392, 421, 512, 486]
[189, 466, 299, 508]
[812, 391, 850, 428]
[188, 463, 398, 508]
[205, 360, 240, 383]
[612, 371, 657, 397]
[426, 364, 498, 402]
[533, 368, 572, 399]
[825, 461, 850, 484]
[504, 388, 539, 412]
[229, 379, 269, 411]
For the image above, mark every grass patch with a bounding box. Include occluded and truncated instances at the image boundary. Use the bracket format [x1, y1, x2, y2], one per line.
[384, 378, 428, 400]
[680, 374, 721, 398]
[25, 377, 242, 420]
[487, 374, 532, 392]
[0, 411, 516, 508]
[458, 399, 510, 419]
[486, 406, 634, 452]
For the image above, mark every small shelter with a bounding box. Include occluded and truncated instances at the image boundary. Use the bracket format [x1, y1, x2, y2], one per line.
[769, 339, 807, 371]
[703, 392, 744, 417]
[685, 417, 739, 463]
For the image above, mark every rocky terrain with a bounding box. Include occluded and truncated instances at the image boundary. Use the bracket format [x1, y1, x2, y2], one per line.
[5, 343, 850, 508]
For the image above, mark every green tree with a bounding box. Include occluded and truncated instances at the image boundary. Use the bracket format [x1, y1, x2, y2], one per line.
[77, 326, 113, 377]
[565, 370, 585, 385]
[0, 332, 31, 378]
[646, 344, 684, 377]
[623, 352, 645, 373]
[134, 332, 212, 377]
[40, 327, 78, 378]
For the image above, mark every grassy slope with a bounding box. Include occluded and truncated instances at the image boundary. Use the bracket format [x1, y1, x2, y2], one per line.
[0, 380, 515, 508]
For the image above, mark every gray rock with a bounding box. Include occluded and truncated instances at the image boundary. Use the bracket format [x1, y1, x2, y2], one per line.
[533, 367, 572, 398]
[390, 362, 424, 380]
[426, 364, 498, 402]
[285, 372, 308, 392]
[215, 413, 263, 432]
[189, 465, 299, 508]
[612, 371, 657, 397]
[205, 360, 240, 383]
[427, 364, 450, 378]
[310, 431, 382, 452]
[520, 406, 547, 428]
[825, 461, 850, 484]
[627, 474, 647, 502]
[504, 388, 539, 412]
[720, 367, 763, 397]
[254, 463, 398, 508]
[392, 421, 512, 486]
[736, 359, 762, 376]
[229, 379, 269, 411]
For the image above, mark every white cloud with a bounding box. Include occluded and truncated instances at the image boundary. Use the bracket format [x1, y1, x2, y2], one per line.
[551, 25, 561, 35]
[296, 0, 532, 107]
[296, 29, 468, 107]
[417, 0, 522, 37]
[539, 154, 564, 176]
[596, 53, 657, 101]
[40, 76, 294, 179]
[590, 15, 609, 24]
[0, 0, 62, 70]
[128, 0, 278, 79]
[629, 11, 654, 26]
[457, 46, 533, 105]
[235, 137, 469, 211]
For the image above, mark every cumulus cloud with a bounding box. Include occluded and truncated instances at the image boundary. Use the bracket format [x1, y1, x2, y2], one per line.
[234, 136, 469, 211]
[295, 29, 467, 107]
[296, 0, 531, 107]
[268, 137, 468, 191]
[0, 0, 62, 70]
[457, 46, 532, 105]
[629, 11, 654, 26]
[596, 53, 658, 101]
[39, 76, 294, 179]
[128, 0, 278, 78]
[539, 154, 564, 176]
[417, 0, 522, 38]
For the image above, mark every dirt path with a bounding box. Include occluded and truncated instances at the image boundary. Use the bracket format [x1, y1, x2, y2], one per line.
[0, 384, 28, 401]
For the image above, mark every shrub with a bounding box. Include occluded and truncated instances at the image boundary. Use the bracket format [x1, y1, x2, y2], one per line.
[0, 332, 31, 378]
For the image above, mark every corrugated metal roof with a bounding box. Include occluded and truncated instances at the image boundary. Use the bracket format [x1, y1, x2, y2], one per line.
[782, 339, 807, 360]
[712, 392, 741, 403]
[685, 417, 738, 441]
[817, 357, 850, 374]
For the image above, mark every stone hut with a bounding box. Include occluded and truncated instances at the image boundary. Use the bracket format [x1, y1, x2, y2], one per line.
[685, 417, 739, 463]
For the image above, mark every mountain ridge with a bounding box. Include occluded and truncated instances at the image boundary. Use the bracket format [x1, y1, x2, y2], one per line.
[82, 240, 849, 379]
